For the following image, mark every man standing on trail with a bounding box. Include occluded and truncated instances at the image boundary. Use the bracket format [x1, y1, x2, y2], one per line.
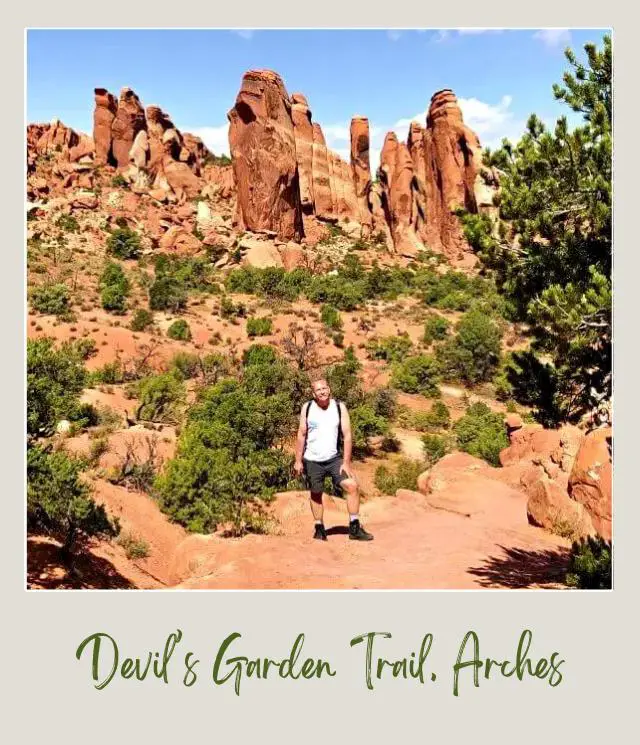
[294, 379, 374, 542]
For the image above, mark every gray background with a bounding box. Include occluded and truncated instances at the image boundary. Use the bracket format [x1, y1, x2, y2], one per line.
[5, 3, 636, 742]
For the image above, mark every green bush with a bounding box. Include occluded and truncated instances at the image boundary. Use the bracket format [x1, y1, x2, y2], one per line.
[320, 304, 343, 331]
[366, 334, 413, 363]
[390, 355, 441, 397]
[27, 445, 118, 553]
[220, 295, 246, 319]
[566, 536, 612, 589]
[111, 173, 128, 187]
[421, 401, 451, 432]
[169, 352, 201, 380]
[134, 372, 186, 424]
[106, 227, 141, 260]
[167, 319, 192, 341]
[435, 308, 502, 385]
[246, 316, 273, 337]
[55, 214, 80, 233]
[30, 283, 73, 318]
[374, 458, 425, 493]
[117, 532, 150, 560]
[453, 402, 508, 466]
[422, 433, 451, 466]
[27, 337, 86, 436]
[100, 261, 130, 314]
[155, 369, 298, 535]
[149, 275, 187, 312]
[243, 344, 278, 368]
[130, 308, 154, 332]
[423, 313, 450, 344]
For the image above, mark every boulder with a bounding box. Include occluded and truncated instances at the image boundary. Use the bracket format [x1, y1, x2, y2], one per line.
[158, 226, 202, 255]
[239, 237, 284, 268]
[227, 69, 304, 241]
[568, 427, 612, 540]
[280, 242, 306, 270]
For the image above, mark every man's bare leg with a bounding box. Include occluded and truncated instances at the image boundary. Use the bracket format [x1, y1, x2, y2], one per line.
[341, 478, 360, 516]
[310, 491, 324, 521]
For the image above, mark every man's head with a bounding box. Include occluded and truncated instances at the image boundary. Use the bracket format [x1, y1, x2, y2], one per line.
[311, 378, 331, 406]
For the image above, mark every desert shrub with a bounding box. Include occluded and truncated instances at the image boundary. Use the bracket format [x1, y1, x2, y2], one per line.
[111, 173, 128, 187]
[366, 334, 413, 363]
[435, 308, 502, 385]
[27, 337, 86, 437]
[390, 355, 441, 397]
[242, 343, 277, 368]
[106, 226, 141, 260]
[100, 261, 130, 314]
[226, 266, 311, 301]
[320, 304, 343, 331]
[453, 402, 508, 466]
[117, 532, 150, 559]
[130, 308, 154, 332]
[149, 275, 187, 312]
[108, 435, 160, 493]
[246, 316, 273, 337]
[30, 283, 72, 318]
[55, 214, 80, 233]
[154, 255, 217, 294]
[89, 359, 126, 385]
[420, 401, 451, 432]
[134, 372, 186, 424]
[374, 458, 425, 494]
[204, 153, 232, 167]
[220, 295, 246, 319]
[325, 347, 365, 408]
[168, 352, 201, 380]
[422, 433, 451, 466]
[349, 404, 389, 455]
[167, 318, 192, 341]
[423, 313, 450, 344]
[566, 536, 612, 589]
[73, 338, 97, 360]
[27, 444, 118, 553]
[155, 368, 298, 535]
[368, 387, 398, 420]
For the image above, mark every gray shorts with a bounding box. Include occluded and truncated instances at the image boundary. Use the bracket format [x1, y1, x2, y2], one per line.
[303, 455, 347, 495]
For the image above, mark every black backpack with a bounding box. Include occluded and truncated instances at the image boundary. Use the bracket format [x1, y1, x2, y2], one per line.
[304, 399, 343, 454]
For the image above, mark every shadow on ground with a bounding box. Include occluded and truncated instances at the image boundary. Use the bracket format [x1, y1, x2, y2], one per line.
[27, 537, 135, 589]
[467, 545, 571, 589]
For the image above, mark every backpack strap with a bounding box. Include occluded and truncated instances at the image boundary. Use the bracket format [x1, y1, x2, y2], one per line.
[336, 400, 343, 453]
[303, 401, 312, 454]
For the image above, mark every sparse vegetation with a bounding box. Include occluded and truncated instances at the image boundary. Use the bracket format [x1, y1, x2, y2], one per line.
[106, 226, 141, 260]
[130, 308, 154, 332]
[30, 283, 73, 319]
[100, 261, 130, 314]
[453, 402, 508, 466]
[246, 316, 273, 337]
[167, 318, 192, 341]
[390, 355, 441, 397]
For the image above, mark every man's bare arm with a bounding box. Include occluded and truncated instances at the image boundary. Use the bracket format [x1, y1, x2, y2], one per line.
[340, 403, 354, 475]
[294, 406, 308, 476]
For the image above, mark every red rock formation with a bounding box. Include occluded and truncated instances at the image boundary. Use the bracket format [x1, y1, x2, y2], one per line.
[379, 132, 423, 257]
[291, 93, 315, 215]
[421, 89, 484, 259]
[227, 70, 303, 241]
[568, 427, 612, 540]
[311, 123, 334, 221]
[329, 151, 358, 220]
[350, 116, 373, 231]
[93, 88, 117, 165]
[407, 121, 428, 240]
[111, 88, 146, 170]
[30, 120, 80, 156]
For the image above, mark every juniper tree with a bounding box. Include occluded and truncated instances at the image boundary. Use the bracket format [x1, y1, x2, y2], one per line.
[467, 34, 611, 423]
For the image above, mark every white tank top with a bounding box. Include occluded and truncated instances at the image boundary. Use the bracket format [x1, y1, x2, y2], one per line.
[303, 399, 340, 462]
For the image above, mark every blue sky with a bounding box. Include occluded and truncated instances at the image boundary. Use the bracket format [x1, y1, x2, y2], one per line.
[27, 28, 609, 173]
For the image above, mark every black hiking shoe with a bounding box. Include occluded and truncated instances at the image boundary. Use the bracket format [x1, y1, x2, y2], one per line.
[349, 519, 374, 541]
[314, 523, 328, 541]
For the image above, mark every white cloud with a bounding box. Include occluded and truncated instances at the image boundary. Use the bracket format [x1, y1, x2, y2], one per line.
[322, 124, 350, 142]
[457, 28, 503, 35]
[387, 30, 403, 42]
[533, 28, 571, 48]
[230, 29, 255, 40]
[186, 124, 230, 156]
